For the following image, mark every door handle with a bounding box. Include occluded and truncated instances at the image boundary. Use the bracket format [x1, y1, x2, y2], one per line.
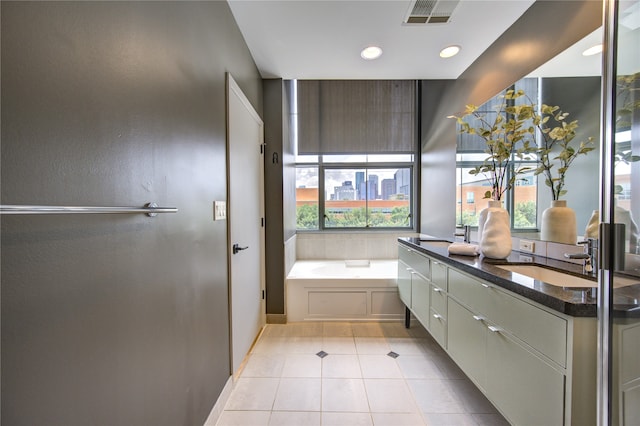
[232, 243, 249, 254]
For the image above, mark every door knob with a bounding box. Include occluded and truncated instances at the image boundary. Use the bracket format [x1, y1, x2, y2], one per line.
[232, 243, 249, 254]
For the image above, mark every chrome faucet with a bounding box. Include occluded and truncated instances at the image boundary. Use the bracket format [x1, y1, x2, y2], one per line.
[454, 225, 471, 243]
[564, 238, 598, 275]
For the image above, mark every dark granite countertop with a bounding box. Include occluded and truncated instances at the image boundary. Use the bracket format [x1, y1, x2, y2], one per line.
[399, 237, 640, 318]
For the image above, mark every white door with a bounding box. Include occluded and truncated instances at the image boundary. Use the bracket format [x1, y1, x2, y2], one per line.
[226, 73, 266, 375]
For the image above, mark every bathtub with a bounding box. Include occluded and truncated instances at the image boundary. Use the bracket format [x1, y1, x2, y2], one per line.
[286, 259, 404, 322]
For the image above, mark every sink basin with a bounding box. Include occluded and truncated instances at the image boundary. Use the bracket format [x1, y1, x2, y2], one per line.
[419, 239, 453, 247]
[496, 264, 596, 288]
[497, 264, 640, 289]
[421, 241, 454, 247]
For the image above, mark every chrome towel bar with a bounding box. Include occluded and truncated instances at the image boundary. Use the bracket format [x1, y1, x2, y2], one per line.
[0, 203, 177, 217]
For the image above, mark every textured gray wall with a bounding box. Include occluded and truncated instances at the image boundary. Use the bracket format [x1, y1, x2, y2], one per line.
[1, 2, 262, 425]
[420, 0, 602, 236]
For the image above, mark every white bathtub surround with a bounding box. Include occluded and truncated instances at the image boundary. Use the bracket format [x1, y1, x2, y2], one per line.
[284, 234, 297, 276]
[286, 260, 403, 322]
[296, 232, 418, 260]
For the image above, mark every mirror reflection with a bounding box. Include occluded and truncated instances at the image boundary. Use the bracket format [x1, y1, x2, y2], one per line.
[614, 1, 640, 274]
[455, 27, 606, 246]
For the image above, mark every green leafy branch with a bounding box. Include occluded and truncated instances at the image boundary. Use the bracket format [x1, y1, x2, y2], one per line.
[532, 104, 595, 200]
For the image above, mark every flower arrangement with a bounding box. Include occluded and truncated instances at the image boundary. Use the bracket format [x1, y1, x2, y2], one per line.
[453, 89, 536, 201]
[454, 88, 594, 202]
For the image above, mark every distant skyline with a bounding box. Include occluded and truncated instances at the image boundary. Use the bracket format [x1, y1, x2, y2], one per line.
[296, 168, 404, 198]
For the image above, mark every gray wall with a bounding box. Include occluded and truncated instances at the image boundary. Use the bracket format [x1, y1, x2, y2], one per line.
[420, 0, 602, 236]
[263, 79, 297, 316]
[1, 2, 262, 425]
[263, 79, 285, 315]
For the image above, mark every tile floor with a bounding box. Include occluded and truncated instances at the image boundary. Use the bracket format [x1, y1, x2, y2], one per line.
[216, 321, 509, 426]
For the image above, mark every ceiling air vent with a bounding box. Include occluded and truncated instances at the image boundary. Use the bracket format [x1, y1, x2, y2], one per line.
[404, 0, 460, 24]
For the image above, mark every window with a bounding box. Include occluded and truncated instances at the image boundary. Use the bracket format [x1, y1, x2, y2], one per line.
[295, 80, 417, 231]
[455, 79, 538, 230]
[296, 166, 319, 230]
[296, 155, 415, 230]
[466, 192, 475, 204]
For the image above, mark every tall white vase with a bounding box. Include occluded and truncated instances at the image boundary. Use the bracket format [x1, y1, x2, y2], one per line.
[477, 200, 503, 251]
[480, 208, 512, 259]
[585, 203, 640, 252]
[540, 200, 577, 244]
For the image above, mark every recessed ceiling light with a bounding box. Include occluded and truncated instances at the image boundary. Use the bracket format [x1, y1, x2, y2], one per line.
[440, 45, 461, 58]
[582, 44, 603, 56]
[361, 46, 383, 60]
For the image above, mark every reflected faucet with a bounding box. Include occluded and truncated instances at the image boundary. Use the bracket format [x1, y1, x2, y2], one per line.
[564, 238, 598, 275]
[454, 225, 471, 243]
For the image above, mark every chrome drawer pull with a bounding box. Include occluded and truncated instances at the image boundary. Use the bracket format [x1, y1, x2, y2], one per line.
[481, 283, 490, 288]
[433, 288, 442, 293]
[488, 325, 501, 333]
[433, 314, 442, 320]
[473, 315, 484, 321]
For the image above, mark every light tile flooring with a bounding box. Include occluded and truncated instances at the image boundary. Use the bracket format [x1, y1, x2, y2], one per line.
[217, 321, 509, 426]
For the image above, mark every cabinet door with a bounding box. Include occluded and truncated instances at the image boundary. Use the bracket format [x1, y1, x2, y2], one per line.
[447, 298, 487, 390]
[397, 260, 412, 307]
[486, 327, 565, 426]
[411, 273, 430, 328]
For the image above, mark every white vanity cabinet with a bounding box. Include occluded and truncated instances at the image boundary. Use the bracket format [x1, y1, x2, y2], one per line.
[447, 266, 596, 426]
[397, 243, 597, 426]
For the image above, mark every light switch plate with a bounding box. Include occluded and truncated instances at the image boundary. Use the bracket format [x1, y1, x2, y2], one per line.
[213, 201, 227, 221]
[519, 240, 535, 253]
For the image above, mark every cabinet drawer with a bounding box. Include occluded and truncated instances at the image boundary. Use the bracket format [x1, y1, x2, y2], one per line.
[398, 246, 430, 279]
[411, 274, 431, 327]
[430, 284, 447, 318]
[429, 308, 447, 349]
[448, 268, 490, 315]
[431, 260, 447, 291]
[448, 298, 487, 389]
[486, 327, 565, 426]
[487, 288, 567, 367]
[449, 267, 567, 367]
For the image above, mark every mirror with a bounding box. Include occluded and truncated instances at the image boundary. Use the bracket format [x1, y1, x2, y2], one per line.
[456, 28, 604, 245]
[614, 1, 640, 271]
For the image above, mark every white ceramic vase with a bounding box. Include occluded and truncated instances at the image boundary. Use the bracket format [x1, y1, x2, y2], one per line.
[585, 202, 640, 253]
[477, 200, 503, 251]
[480, 208, 512, 259]
[584, 210, 599, 239]
[540, 200, 577, 244]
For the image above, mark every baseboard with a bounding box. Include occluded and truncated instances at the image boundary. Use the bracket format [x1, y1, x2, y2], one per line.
[202, 375, 234, 426]
[266, 313, 287, 324]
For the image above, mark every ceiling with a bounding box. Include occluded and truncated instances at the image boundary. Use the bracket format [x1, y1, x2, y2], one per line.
[227, 0, 538, 80]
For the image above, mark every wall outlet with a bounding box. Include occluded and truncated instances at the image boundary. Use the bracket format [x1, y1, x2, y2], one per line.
[213, 201, 227, 221]
[519, 240, 535, 253]
[518, 255, 534, 263]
